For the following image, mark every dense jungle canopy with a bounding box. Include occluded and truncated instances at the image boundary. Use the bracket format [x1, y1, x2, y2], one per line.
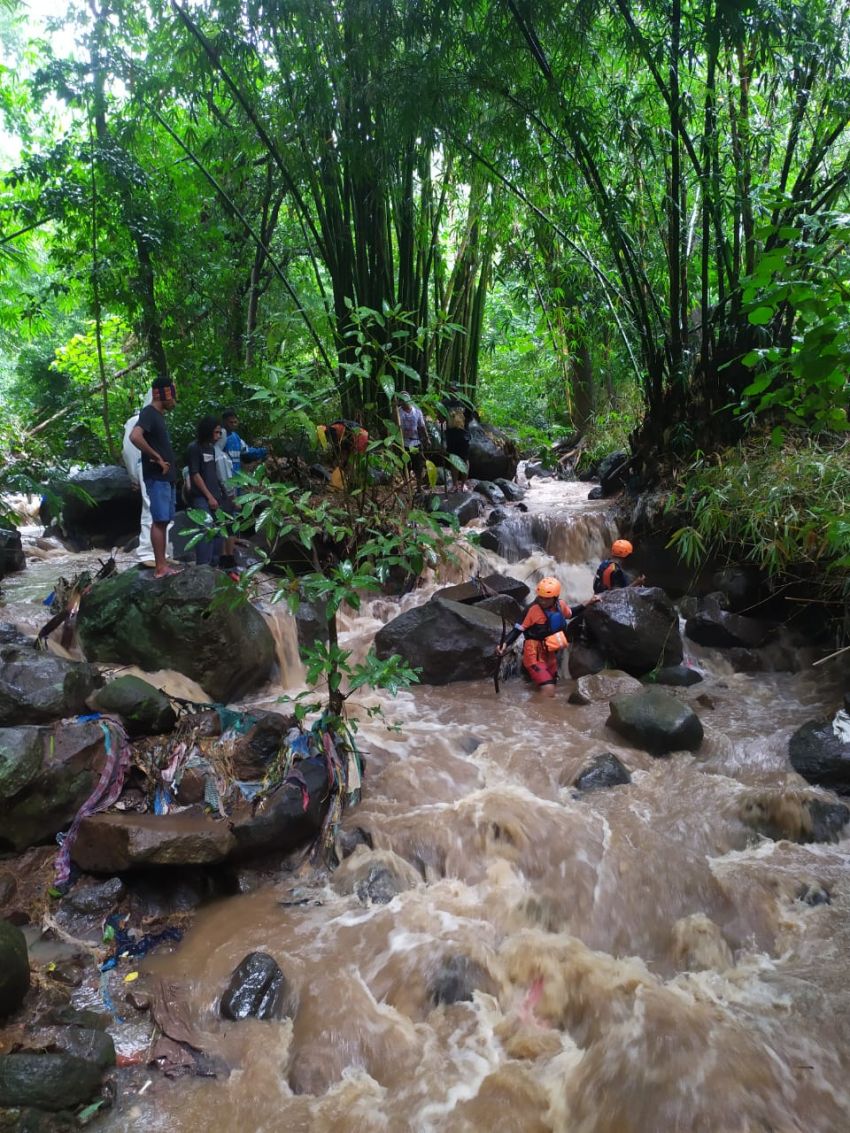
[1, 0, 850, 589]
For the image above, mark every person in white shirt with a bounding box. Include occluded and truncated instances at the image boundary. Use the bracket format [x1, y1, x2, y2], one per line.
[396, 393, 428, 486]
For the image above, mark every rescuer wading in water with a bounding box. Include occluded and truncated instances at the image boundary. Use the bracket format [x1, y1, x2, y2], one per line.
[496, 577, 598, 699]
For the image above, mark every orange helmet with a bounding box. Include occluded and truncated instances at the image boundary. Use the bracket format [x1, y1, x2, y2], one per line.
[611, 539, 633, 558]
[536, 576, 561, 598]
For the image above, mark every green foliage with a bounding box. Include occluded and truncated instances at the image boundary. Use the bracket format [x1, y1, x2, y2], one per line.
[578, 397, 641, 471]
[667, 436, 850, 581]
[187, 410, 457, 725]
[739, 211, 850, 432]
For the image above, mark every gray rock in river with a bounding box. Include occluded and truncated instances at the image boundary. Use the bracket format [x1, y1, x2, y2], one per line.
[607, 687, 703, 756]
[220, 951, 294, 1021]
[584, 586, 684, 676]
[78, 565, 275, 702]
[0, 528, 25, 578]
[685, 595, 775, 649]
[789, 718, 850, 794]
[573, 752, 632, 791]
[70, 812, 236, 872]
[569, 670, 643, 705]
[374, 597, 502, 684]
[0, 646, 102, 725]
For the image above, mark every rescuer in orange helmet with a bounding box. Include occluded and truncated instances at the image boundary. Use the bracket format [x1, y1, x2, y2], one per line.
[496, 576, 597, 698]
[593, 539, 646, 594]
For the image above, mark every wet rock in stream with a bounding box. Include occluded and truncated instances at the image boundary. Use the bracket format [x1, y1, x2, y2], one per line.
[584, 586, 683, 675]
[427, 954, 493, 1006]
[568, 670, 642, 705]
[739, 790, 850, 844]
[0, 1052, 105, 1112]
[331, 847, 421, 904]
[685, 595, 775, 649]
[607, 687, 703, 755]
[789, 716, 850, 794]
[572, 752, 632, 792]
[89, 675, 176, 737]
[220, 951, 294, 1021]
[374, 597, 504, 683]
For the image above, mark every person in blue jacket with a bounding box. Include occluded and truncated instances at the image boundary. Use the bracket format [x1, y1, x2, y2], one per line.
[221, 409, 267, 479]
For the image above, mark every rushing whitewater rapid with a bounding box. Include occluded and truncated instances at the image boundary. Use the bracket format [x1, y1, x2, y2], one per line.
[4, 480, 850, 1133]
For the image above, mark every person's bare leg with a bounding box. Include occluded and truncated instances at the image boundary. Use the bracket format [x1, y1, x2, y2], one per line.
[151, 522, 169, 577]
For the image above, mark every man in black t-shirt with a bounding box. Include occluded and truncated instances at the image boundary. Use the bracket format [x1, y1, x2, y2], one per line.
[130, 377, 179, 578]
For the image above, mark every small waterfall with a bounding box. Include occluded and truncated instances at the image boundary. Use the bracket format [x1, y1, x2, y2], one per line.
[258, 602, 306, 690]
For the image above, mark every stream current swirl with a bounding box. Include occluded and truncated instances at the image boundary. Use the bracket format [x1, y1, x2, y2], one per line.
[6, 480, 850, 1133]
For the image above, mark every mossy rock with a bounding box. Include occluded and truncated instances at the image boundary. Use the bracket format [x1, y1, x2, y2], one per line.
[91, 675, 176, 736]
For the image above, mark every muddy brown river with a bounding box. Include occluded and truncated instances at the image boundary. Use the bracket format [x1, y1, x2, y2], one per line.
[4, 480, 850, 1132]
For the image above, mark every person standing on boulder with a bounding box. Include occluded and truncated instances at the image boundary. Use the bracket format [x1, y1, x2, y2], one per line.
[396, 392, 429, 488]
[593, 540, 646, 593]
[130, 377, 180, 580]
[187, 415, 237, 573]
[496, 577, 597, 699]
[122, 391, 157, 567]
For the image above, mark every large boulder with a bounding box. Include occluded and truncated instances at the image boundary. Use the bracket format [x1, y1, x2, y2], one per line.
[0, 1052, 104, 1111]
[0, 647, 102, 725]
[607, 687, 703, 756]
[0, 721, 110, 851]
[685, 595, 774, 649]
[78, 566, 275, 702]
[468, 422, 519, 482]
[583, 587, 683, 676]
[789, 718, 850, 794]
[0, 528, 25, 578]
[70, 812, 236, 872]
[44, 464, 141, 549]
[90, 675, 176, 737]
[374, 597, 502, 684]
[0, 920, 29, 1017]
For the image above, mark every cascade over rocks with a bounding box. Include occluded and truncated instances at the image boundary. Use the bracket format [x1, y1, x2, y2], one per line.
[220, 952, 294, 1021]
[789, 718, 850, 794]
[0, 919, 29, 1017]
[90, 675, 176, 737]
[583, 587, 683, 675]
[374, 597, 503, 684]
[607, 687, 704, 756]
[685, 595, 775, 649]
[43, 464, 141, 549]
[0, 721, 109, 852]
[78, 566, 275, 702]
[467, 422, 519, 482]
[0, 646, 102, 726]
[0, 529, 25, 578]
